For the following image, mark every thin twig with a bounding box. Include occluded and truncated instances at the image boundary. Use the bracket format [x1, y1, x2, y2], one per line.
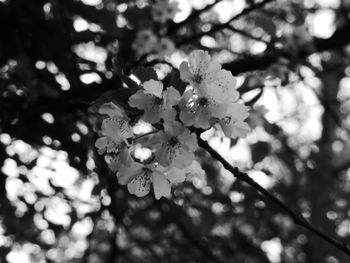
[177, 0, 275, 45]
[132, 130, 159, 142]
[167, 0, 225, 35]
[226, 24, 270, 44]
[197, 136, 350, 257]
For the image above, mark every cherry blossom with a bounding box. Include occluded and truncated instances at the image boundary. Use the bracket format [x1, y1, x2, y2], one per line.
[132, 30, 158, 56]
[128, 80, 181, 124]
[178, 50, 242, 129]
[94, 49, 253, 199]
[152, 121, 198, 168]
[216, 101, 250, 139]
[179, 50, 238, 103]
[118, 162, 171, 199]
[152, 0, 180, 23]
[98, 102, 133, 144]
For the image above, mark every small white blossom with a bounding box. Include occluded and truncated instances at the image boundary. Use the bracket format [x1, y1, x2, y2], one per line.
[217, 101, 250, 139]
[179, 50, 238, 103]
[98, 102, 133, 144]
[178, 50, 242, 129]
[152, 121, 198, 168]
[118, 162, 171, 199]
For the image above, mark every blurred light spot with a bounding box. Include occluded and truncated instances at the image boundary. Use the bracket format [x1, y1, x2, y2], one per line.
[72, 218, 93, 237]
[200, 36, 216, 48]
[74, 17, 89, 32]
[309, 9, 335, 38]
[230, 191, 244, 202]
[6, 250, 30, 263]
[55, 73, 71, 90]
[211, 202, 224, 214]
[130, 74, 141, 85]
[315, 0, 340, 8]
[248, 170, 273, 188]
[261, 238, 282, 263]
[80, 73, 102, 84]
[0, 133, 11, 145]
[81, 0, 102, 5]
[336, 219, 350, 237]
[35, 61, 46, 70]
[71, 133, 81, 142]
[41, 113, 54, 124]
[47, 62, 58, 74]
[174, 0, 191, 22]
[117, 3, 128, 12]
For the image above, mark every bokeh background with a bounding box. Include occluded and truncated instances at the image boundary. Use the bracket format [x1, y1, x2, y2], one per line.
[1, 0, 350, 262]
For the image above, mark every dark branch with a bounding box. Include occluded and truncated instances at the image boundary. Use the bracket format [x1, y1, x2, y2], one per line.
[222, 21, 350, 75]
[167, 0, 225, 35]
[177, 0, 275, 45]
[197, 136, 350, 257]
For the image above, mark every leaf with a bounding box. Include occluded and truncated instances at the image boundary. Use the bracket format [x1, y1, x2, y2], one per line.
[131, 67, 158, 82]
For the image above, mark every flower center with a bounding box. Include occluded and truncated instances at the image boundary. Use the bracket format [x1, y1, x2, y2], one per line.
[154, 97, 163, 105]
[168, 136, 179, 147]
[198, 97, 209, 107]
[193, 74, 202, 83]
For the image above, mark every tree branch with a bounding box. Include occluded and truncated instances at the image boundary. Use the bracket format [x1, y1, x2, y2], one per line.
[177, 0, 275, 45]
[167, 0, 225, 35]
[222, 20, 350, 75]
[197, 136, 350, 257]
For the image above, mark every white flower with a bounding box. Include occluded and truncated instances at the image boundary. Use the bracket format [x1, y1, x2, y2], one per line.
[178, 50, 241, 129]
[217, 101, 250, 139]
[152, 0, 180, 23]
[95, 102, 133, 155]
[178, 89, 218, 129]
[95, 136, 119, 154]
[129, 80, 181, 124]
[151, 121, 198, 168]
[107, 143, 134, 172]
[132, 30, 158, 56]
[118, 162, 172, 199]
[179, 50, 238, 103]
[98, 102, 133, 144]
[167, 159, 205, 185]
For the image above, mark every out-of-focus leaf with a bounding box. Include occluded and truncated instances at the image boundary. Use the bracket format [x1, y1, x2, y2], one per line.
[251, 141, 271, 163]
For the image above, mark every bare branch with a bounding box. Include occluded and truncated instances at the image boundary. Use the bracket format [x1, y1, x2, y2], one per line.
[222, 21, 350, 75]
[177, 0, 275, 45]
[197, 136, 350, 257]
[167, 0, 225, 35]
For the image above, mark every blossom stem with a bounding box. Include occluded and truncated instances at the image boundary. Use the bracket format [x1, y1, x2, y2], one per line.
[197, 136, 350, 257]
[132, 130, 159, 142]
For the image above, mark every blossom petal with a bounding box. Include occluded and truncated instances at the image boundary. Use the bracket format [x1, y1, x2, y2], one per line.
[127, 172, 152, 197]
[166, 167, 186, 183]
[152, 171, 171, 200]
[99, 102, 125, 118]
[118, 163, 144, 185]
[143, 80, 163, 98]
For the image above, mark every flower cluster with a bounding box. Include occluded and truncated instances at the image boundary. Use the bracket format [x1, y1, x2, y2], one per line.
[95, 50, 250, 199]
